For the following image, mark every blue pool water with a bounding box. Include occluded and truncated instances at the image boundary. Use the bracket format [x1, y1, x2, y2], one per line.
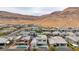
[17, 45, 28, 48]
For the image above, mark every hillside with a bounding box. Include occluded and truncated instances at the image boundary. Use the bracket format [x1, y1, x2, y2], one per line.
[0, 7, 79, 27]
[36, 7, 79, 27]
[0, 11, 39, 20]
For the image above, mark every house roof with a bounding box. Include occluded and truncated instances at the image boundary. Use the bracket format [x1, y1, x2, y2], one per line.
[21, 36, 30, 40]
[52, 31, 61, 34]
[66, 36, 79, 42]
[16, 36, 22, 40]
[49, 36, 67, 44]
[36, 35, 47, 39]
[0, 38, 9, 43]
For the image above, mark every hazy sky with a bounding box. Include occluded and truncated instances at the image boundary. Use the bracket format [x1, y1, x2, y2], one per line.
[0, 7, 66, 16]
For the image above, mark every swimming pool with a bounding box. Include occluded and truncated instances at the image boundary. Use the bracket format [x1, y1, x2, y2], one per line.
[17, 45, 28, 48]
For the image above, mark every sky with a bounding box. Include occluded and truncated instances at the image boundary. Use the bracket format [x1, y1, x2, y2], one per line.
[0, 7, 66, 16]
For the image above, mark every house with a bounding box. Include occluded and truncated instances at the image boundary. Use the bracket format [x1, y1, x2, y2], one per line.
[50, 27, 58, 32]
[42, 31, 51, 35]
[0, 38, 10, 48]
[71, 27, 79, 33]
[31, 35, 48, 49]
[15, 36, 31, 49]
[59, 27, 72, 32]
[74, 32, 79, 36]
[15, 36, 22, 40]
[42, 27, 50, 32]
[66, 32, 74, 36]
[65, 36, 79, 47]
[31, 26, 39, 31]
[48, 36, 67, 47]
[8, 36, 22, 41]
[19, 31, 30, 36]
[18, 36, 30, 42]
[52, 31, 61, 36]
[60, 32, 69, 37]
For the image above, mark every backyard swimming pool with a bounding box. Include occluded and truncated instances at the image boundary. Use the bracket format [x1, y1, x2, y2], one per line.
[17, 45, 28, 48]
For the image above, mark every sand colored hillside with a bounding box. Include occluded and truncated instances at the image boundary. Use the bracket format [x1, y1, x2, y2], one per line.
[0, 19, 79, 28]
[0, 7, 79, 28]
[0, 20, 34, 24]
[36, 19, 79, 27]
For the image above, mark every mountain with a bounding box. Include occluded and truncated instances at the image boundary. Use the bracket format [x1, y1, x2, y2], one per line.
[0, 7, 79, 27]
[0, 11, 39, 20]
[36, 7, 79, 27]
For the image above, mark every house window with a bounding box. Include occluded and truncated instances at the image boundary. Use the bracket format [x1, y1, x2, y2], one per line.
[62, 30, 65, 32]
[61, 44, 66, 46]
[0, 43, 5, 46]
[53, 44, 57, 47]
[43, 40, 46, 42]
[56, 44, 59, 46]
[38, 40, 41, 42]
[37, 44, 43, 46]
[77, 42, 79, 44]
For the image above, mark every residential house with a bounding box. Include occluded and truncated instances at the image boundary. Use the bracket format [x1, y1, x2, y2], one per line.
[49, 36, 67, 47]
[0, 38, 10, 48]
[31, 35, 48, 49]
[65, 36, 79, 47]
[15, 36, 31, 49]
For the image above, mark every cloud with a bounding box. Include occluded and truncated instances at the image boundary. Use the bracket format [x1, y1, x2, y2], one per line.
[16, 7, 66, 16]
[0, 7, 66, 16]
